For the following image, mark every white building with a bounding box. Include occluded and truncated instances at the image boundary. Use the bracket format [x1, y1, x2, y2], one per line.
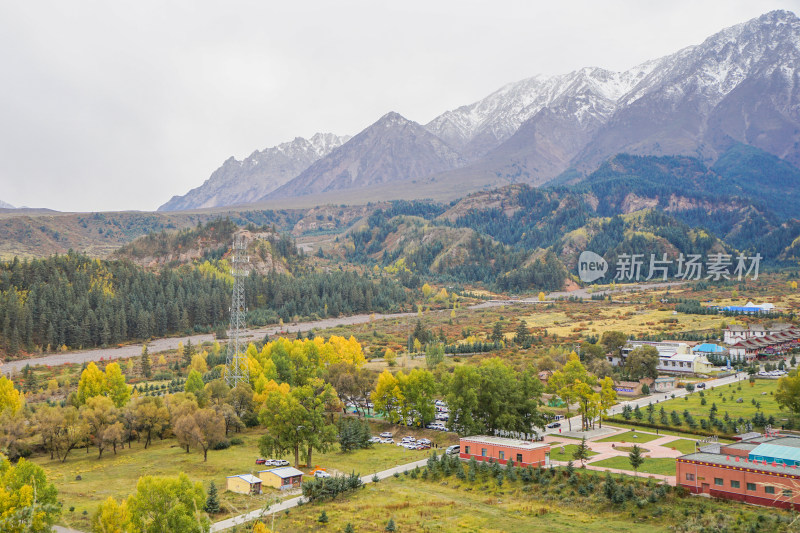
[608, 341, 713, 374]
[724, 323, 796, 346]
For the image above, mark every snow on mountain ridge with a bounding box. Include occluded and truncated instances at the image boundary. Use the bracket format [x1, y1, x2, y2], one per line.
[158, 133, 350, 211]
[426, 10, 799, 159]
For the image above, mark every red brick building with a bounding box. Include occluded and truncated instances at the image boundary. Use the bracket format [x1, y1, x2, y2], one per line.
[459, 436, 550, 468]
[677, 434, 800, 510]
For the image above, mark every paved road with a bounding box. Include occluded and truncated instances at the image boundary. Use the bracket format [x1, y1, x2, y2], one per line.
[1, 280, 687, 376]
[0, 311, 416, 376]
[211, 458, 430, 532]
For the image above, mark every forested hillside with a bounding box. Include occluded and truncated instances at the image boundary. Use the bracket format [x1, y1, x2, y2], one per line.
[0, 248, 410, 358]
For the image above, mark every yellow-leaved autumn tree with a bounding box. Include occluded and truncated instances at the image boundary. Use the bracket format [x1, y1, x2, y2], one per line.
[0, 376, 23, 415]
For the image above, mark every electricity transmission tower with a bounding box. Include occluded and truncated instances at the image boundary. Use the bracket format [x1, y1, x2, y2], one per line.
[225, 235, 249, 387]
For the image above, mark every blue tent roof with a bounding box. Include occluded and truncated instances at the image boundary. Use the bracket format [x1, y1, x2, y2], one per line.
[749, 443, 800, 464]
[694, 343, 725, 353]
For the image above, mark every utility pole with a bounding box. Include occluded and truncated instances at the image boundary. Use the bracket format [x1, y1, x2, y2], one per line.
[225, 235, 249, 387]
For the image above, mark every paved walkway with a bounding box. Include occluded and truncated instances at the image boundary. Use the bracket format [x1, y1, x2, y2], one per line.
[211, 458, 430, 532]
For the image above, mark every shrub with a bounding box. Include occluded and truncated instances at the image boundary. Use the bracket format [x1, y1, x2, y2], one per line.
[212, 439, 231, 450]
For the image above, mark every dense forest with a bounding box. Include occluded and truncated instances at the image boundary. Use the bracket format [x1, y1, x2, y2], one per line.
[0, 249, 410, 356]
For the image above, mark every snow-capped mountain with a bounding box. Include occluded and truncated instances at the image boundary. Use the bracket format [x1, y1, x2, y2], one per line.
[265, 112, 464, 199]
[425, 65, 656, 161]
[162, 10, 800, 208]
[158, 133, 350, 211]
[429, 10, 800, 186]
[0, 199, 15, 209]
[576, 10, 800, 170]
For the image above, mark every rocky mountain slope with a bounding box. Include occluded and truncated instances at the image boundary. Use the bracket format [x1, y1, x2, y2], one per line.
[265, 112, 464, 199]
[430, 10, 800, 186]
[159, 10, 800, 208]
[158, 133, 350, 211]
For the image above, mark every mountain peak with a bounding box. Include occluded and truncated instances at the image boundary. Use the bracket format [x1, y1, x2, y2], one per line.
[376, 111, 412, 126]
[265, 112, 463, 199]
[158, 133, 349, 211]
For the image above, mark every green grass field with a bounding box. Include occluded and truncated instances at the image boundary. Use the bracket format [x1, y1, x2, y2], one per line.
[595, 431, 663, 444]
[590, 456, 677, 477]
[604, 422, 734, 442]
[654, 380, 783, 422]
[662, 438, 700, 454]
[550, 444, 599, 462]
[261, 475, 670, 533]
[34, 424, 442, 530]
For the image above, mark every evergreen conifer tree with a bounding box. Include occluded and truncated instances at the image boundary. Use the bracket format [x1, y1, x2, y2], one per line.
[204, 481, 220, 513]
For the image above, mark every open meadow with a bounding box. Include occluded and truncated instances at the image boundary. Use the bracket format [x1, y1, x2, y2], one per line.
[250, 464, 798, 533]
[34, 423, 452, 531]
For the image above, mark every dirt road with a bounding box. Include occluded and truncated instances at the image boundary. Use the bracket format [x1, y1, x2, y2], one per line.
[0, 280, 685, 376]
[0, 311, 414, 376]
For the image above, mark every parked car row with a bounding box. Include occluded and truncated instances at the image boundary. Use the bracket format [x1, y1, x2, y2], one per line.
[426, 422, 448, 431]
[758, 370, 787, 377]
[255, 458, 290, 466]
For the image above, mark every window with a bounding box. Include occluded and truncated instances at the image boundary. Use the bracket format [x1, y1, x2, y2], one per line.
[714, 478, 724, 486]
[517, 453, 523, 463]
[766, 486, 775, 494]
[747, 483, 756, 491]
[783, 489, 793, 497]
[499, 451, 505, 460]
[686, 473, 695, 481]
[731, 480, 740, 488]
[481, 448, 487, 457]
[464, 446, 470, 455]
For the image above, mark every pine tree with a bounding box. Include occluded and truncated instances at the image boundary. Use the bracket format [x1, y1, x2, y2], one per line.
[514, 321, 529, 345]
[385, 518, 396, 532]
[344, 524, 355, 533]
[184, 339, 194, 365]
[318, 510, 329, 523]
[491, 322, 504, 343]
[141, 345, 152, 378]
[628, 444, 644, 476]
[572, 436, 590, 466]
[205, 481, 220, 513]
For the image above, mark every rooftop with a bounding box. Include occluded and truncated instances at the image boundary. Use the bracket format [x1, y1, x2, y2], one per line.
[750, 443, 800, 463]
[679, 452, 800, 476]
[261, 467, 305, 478]
[227, 474, 262, 484]
[460, 435, 550, 450]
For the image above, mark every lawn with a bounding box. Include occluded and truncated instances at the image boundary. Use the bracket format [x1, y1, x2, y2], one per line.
[595, 431, 663, 444]
[550, 444, 599, 462]
[590, 456, 677, 477]
[652, 379, 784, 423]
[662, 438, 700, 455]
[34, 424, 439, 531]
[258, 475, 671, 533]
[603, 422, 734, 443]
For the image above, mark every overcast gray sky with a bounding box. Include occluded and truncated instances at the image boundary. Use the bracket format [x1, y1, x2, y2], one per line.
[1, 0, 798, 212]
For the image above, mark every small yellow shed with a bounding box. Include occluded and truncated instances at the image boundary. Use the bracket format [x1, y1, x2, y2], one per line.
[258, 467, 304, 490]
[226, 474, 262, 495]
